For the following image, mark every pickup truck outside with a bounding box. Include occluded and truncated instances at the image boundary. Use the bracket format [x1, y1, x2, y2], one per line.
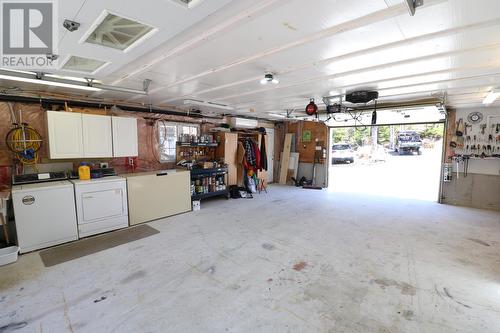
[395, 131, 422, 155]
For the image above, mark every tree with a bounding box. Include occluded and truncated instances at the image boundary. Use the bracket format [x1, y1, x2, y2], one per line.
[420, 124, 444, 140]
[377, 126, 390, 144]
[332, 128, 348, 143]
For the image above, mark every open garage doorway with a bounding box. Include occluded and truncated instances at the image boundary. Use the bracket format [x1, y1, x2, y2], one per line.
[327, 106, 446, 201]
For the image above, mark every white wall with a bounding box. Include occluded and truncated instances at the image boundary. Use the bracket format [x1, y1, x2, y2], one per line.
[442, 106, 500, 211]
[452, 107, 500, 176]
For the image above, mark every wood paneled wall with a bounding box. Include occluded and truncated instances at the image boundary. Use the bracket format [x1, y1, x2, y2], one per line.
[284, 121, 328, 164]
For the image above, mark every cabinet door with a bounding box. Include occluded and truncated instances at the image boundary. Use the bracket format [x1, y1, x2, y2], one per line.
[112, 116, 138, 157]
[82, 114, 113, 158]
[224, 133, 238, 186]
[47, 111, 84, 159]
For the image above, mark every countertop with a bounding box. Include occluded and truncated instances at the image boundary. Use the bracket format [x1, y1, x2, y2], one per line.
[70, 176, 126, 184]
[120, 169, 189, 178]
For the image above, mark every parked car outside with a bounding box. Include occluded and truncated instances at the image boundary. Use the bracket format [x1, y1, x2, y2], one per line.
[332, 143, 355, 164]
[395, 131, 422, 155]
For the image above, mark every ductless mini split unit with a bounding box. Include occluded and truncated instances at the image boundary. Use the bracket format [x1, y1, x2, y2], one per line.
[229, 118, 259, 129]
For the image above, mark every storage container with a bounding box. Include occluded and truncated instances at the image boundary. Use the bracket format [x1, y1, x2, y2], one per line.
[0, 246, 19, 266]
[78, 163, 91, 180]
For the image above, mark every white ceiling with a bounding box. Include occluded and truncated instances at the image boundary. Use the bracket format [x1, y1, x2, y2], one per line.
[2, 0, 500, 119]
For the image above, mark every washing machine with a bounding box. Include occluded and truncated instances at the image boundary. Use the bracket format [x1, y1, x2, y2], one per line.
[12, 180, 78, 253]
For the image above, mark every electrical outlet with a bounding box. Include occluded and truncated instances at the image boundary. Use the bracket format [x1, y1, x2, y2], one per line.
[100, 162, 109, 169]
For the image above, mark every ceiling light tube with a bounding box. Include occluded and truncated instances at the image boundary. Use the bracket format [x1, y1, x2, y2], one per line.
[268, 113, 287, 118]
[0, 71, 149, 95]
[183, 99, 234, 111]
[0, 74, 101, 92]
[482, 89, 499, 105]
[98, 84, 147, 95]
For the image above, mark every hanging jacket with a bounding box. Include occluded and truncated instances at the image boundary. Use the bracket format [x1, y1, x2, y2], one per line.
[244, 139, 256, 167]
[260, 134, 268, 171]
[252, 140, 261, 170]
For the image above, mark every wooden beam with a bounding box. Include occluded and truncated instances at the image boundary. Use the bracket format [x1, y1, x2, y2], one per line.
[279, 133, 293, 184]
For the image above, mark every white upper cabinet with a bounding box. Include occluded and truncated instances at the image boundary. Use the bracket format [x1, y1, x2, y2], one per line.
[47, 112, 137, 159]
[47, 111, 84, 159]
[82, 114, 113, 158]
[112, 116, 138, 157]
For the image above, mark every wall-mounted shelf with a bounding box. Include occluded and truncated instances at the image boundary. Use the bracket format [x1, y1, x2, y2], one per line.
[177, 142, 218, 147]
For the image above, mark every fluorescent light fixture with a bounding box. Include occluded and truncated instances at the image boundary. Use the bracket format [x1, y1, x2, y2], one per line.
[260, 73, 279, 85]
[45, 73, 102, 84]
[0, 68, 33, 75]
[0, 74, 101, 91]
[268, 113, 287, 118]
[0, 70, 149, 95]
[183, 99, 234, 111]
[482, 89, 499, 105]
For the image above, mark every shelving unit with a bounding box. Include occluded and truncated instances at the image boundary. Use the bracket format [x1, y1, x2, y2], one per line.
[176, 141, 218, 161]
[190, 167, 229, 200]
[177, 142, 218, 147]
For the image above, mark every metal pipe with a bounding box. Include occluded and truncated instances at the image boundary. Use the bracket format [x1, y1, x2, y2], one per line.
[0, 94, 219, 118]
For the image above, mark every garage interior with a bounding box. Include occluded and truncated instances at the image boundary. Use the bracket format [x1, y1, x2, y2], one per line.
[0, 0, 500, 332]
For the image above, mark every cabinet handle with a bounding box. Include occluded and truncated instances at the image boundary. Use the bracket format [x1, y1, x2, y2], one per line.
[83, 196, 93, 199]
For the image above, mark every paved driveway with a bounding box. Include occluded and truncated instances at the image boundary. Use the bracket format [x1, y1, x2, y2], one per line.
[328, 144, 443, 201]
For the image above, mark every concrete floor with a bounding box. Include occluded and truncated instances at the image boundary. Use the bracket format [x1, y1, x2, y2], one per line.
[329, 145, 442, 201]
[1, 186, 500, 333]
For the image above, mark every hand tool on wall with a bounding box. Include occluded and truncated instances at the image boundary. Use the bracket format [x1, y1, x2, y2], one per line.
[464, 123, 471, 136]
[454, 155, 462, 179]
[456, 118, 465, 136]
[463, 155, 469, 177]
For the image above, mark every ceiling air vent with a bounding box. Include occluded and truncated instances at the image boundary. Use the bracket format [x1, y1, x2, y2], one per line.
[62, 55, 107, 73]
[84, 12, 156, 51]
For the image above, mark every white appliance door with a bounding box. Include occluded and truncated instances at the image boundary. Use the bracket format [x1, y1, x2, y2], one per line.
[12, 183, 78, 253]
[76, 181, 127, 224]
[80, 188, 125, 223]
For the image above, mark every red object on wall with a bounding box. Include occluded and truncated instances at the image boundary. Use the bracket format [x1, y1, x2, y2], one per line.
[0, 166, 10, 186]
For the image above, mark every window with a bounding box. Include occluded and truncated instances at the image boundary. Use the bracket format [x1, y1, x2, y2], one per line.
[157, 122, 199, 162]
